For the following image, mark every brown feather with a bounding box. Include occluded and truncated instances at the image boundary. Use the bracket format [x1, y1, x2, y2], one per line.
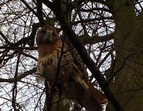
[36, 26, 107, 111]
[37, 39, 60, 57]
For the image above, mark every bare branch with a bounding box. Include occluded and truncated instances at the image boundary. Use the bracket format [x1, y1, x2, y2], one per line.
[45, 1, 123, 110]
[0, 68, 36, 83]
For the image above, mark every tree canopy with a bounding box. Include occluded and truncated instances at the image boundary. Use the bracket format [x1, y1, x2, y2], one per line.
[0, 0, 143, 111]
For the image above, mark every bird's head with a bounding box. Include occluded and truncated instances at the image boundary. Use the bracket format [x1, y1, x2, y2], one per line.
[36, 26, 59, 45]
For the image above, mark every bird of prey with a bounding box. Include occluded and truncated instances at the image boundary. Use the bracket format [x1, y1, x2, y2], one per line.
[36, 25, 107, 111]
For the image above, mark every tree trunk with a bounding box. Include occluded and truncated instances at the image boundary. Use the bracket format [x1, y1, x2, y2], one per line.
[107, 0, 143, 110]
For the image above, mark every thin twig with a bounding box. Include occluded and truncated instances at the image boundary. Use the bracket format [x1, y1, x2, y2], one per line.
[12, 54, 21, 111]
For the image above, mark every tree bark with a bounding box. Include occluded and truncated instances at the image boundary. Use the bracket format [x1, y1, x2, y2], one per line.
[107, 0, 143, 110]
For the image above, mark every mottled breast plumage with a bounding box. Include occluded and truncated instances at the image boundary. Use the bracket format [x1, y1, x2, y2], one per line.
[35, 26, 107, 111]
[36, 26, 73, 82]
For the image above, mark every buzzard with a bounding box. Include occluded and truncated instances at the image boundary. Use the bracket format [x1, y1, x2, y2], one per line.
[36, 26, 107, 111]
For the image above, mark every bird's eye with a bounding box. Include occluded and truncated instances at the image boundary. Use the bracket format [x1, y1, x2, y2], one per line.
[52, 32, 55, 36]
[41, 30, 46, 33]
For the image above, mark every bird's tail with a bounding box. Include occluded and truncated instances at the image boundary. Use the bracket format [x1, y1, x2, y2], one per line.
[64, 79, 107, 111]
[82, 80, 108, 111]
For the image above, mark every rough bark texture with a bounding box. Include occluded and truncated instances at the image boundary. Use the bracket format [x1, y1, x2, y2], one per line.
[107, 0, 143, 110]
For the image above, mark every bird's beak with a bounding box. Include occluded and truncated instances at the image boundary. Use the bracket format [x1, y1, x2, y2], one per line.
[42, 29, 53, 41]
[42, 35, 48, 41]
[46, 29, 53, 36]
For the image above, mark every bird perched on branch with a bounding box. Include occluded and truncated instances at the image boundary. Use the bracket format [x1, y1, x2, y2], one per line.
[36, 25, 107, 111]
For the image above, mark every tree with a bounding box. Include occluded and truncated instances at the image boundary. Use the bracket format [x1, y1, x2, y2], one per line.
[0, 0, 143, 111]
